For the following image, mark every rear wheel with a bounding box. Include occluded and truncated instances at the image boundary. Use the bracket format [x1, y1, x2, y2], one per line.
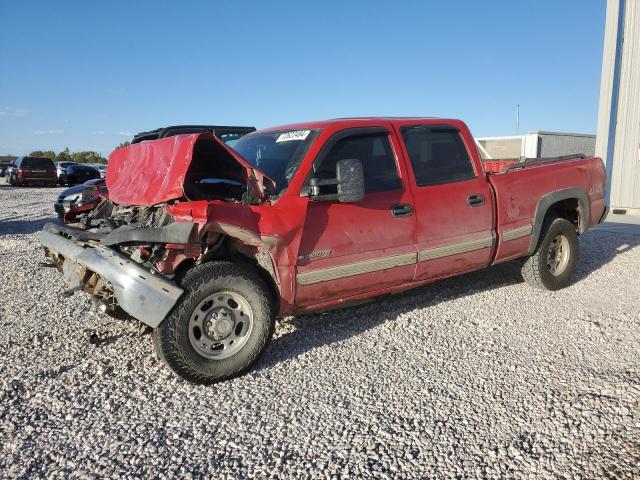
[521, 217, 579, 291]
[153, 261, 275, 384]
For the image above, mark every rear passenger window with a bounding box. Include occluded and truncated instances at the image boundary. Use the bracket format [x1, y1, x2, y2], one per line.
[316, 133, 402, 193]
[24, 157, 54, 169]
[401, 127, 475, 186]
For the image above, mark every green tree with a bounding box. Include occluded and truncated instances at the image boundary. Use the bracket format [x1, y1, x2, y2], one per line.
[71, 151, 107, 164]
[115, 141, 131, 150]
[55, 148, 72, 162]
[29, 150, 56, 159]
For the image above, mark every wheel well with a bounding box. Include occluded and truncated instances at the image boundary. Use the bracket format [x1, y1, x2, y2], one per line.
[169, 235, 281, 314]
[236, 255, 281, 315]
[544, 198, 580, 232]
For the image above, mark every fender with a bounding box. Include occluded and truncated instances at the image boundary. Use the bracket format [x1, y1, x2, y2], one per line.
[528, 188, 590, 255]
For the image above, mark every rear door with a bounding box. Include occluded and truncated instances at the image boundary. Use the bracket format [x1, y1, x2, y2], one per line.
[397, 124, 494, 281]
[295, 126, 417, 306]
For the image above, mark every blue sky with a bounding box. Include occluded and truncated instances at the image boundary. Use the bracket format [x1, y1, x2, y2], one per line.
[0, 0, 606, 156]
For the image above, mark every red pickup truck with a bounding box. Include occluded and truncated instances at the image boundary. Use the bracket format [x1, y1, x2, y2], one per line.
[40, 117, 607, 383]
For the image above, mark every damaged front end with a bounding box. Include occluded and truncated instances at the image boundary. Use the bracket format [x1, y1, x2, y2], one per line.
[41, 222, 185, 327]
[40, 201, 198, 327]
[40, 132, 276, 327]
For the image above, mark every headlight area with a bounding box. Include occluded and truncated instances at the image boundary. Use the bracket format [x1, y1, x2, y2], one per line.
[118, 242, 203, 277]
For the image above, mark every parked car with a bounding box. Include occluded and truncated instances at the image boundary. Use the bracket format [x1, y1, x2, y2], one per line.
[55, 161, 75, 184]
[8, 156, 57, 186]
[40, 117, 607, 384]
[58, 163, 101, 186]
[0, 160, 13, 176]
[130, 124, 255, 144]
[93, 164, 107, 178]
[4, 160, 17, 182]
[54, 179, 107, 220]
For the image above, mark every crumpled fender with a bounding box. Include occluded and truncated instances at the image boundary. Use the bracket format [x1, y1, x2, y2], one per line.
[106, 133, 272, 205]
[164, 197, 310, 316]
[164, 197, 309, 265]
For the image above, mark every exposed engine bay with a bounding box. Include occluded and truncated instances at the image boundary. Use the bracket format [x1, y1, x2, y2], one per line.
[40, 132, 277, 325]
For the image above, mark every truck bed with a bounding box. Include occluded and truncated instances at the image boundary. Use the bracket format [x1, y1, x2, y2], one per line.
[488, 155, 606, 264]
[482, 154, 588, 174]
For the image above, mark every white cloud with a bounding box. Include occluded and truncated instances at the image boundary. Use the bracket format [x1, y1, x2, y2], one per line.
[90, 131, 106, 135]
[33, 129, 65, 135]
[0, 107, 29, 117]
[117, 131, 134, 137]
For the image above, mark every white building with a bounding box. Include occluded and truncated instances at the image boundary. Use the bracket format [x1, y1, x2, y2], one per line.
[596, 0, 640, 214]
[476, 132, 595, 160]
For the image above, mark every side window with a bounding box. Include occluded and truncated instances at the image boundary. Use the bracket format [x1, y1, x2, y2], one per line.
[401, 127, 476, 187]
[315, 133, 402, 193]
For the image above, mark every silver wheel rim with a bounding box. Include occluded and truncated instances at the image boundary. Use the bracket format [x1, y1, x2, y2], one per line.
[546, 234, 570, 276]
[188, 291, 254, 360]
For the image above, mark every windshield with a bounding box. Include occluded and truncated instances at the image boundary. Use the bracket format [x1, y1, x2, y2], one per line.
[219, 133, 248, 146]
[24, 157, 54, 169]
[230, 129, 320, 194]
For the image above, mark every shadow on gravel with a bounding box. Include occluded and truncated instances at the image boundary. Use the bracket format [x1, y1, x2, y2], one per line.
[0, 217, 59, 235]
[258, 226, 640, 372]
[258, 260, 525, 372]
[0, 183, 63, 190]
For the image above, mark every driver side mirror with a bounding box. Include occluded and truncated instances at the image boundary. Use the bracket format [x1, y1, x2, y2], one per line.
[309, 158, 364, 203]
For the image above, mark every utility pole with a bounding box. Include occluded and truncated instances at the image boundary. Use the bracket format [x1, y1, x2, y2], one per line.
[516, 104, 520, 135]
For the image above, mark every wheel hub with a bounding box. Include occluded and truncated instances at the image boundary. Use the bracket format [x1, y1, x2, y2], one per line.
[188, 291, 254, 360]
[206, 309, 234, 340]
[546, 234, 570, 276]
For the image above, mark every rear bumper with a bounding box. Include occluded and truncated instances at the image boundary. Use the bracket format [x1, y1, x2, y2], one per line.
[40, 226, 183, 327]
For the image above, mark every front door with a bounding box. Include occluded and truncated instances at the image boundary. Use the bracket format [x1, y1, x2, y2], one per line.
[295, 127, 416, 307]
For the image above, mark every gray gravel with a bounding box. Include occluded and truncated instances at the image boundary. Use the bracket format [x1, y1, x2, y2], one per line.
[1, 183, 639, 479]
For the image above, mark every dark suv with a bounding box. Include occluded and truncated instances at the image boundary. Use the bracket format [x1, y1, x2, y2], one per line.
[8, 156, 57, 187]
[59, 164, 101, 186]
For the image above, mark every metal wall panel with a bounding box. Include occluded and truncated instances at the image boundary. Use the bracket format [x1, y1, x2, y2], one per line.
[611, 0, 640, 209]
[595, 0, 620, 165]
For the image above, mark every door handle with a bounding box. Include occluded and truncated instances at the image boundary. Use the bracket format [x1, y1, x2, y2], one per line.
[467, 194, 485, 207]
[391, 203, 413, 217]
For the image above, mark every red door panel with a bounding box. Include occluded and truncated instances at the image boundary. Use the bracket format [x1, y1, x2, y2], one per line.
[295, 189, 416, 306]
[412, 179, 494, 280]
[294, 127, 417, 307]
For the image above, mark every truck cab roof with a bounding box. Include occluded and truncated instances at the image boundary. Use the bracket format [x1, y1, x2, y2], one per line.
[258, 117, 460, 133]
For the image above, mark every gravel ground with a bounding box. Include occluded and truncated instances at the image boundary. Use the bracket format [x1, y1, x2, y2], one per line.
[0, 183, 639, 479]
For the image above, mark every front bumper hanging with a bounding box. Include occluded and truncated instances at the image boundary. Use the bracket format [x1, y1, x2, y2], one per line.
[40, 224, 184, 328]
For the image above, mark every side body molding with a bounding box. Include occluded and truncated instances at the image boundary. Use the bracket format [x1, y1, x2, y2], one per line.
[528, 188, 590, 255]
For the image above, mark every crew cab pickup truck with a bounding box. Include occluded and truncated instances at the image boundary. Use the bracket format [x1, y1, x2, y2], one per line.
[40, 117, 607, 384]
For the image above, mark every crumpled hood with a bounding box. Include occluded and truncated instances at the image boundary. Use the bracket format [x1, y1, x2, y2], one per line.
[106, 133, 272, 206]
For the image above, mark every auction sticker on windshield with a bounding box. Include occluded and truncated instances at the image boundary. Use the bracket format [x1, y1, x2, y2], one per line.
[276, 130, 311, 143]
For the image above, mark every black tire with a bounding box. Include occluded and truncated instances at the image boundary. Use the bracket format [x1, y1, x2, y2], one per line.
[521, 217, 579, 291]
[153, 261, 275, 384]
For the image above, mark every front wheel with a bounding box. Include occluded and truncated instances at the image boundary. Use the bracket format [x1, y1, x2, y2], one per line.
[153, 262, 275, 384]
[521, 217, 579, 291]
